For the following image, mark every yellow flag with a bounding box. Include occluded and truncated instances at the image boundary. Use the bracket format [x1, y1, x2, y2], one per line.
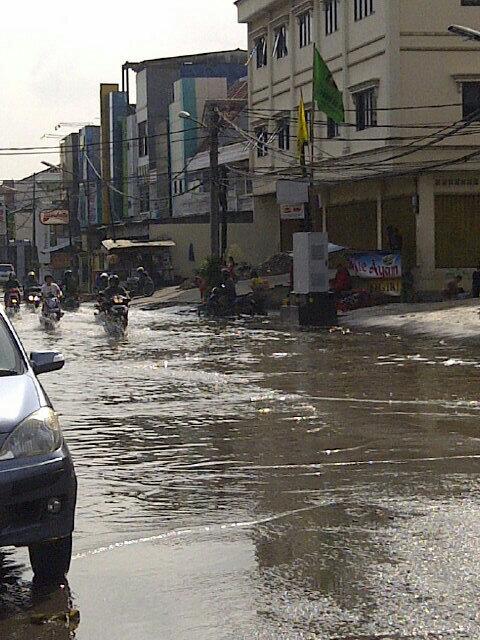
[297, 95, 309, 160]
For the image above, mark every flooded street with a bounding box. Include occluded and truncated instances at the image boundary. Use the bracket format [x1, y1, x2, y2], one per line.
[1, 304, 480, 639]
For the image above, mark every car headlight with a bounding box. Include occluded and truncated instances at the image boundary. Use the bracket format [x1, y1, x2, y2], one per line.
[0, 408, 63, 461]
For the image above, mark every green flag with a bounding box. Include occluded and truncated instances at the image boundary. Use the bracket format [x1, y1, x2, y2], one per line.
[313, 46, 344, 124]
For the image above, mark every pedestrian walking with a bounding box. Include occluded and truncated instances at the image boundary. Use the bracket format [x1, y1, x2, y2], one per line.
[472, 265, 480, 297]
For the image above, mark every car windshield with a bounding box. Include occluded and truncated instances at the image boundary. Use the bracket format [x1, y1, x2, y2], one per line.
[0, 265, 13, 274]
[0, 317, 24, 375]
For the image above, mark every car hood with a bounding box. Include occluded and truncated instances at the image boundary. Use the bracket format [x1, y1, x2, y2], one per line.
[0, 374, 42, 433]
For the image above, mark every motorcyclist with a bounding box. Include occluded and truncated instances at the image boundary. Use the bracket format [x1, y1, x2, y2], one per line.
[24, 271, 39, 292]
[4, 272, 21, 307]
[222, 270, 237, 306]
[101, 275, 129, 305]
[136, 267, 148, 294]
[97, 272, 110, 293]
[41, 275, 63, 319]
[62, 269, 78, 298]
[41, 275, 62, 300]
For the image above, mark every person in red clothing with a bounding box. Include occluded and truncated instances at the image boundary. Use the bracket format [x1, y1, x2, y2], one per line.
[227, 256, 237, 282]
[332, 264, 352, 293]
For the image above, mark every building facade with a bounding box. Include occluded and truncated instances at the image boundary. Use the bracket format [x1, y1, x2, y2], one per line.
[237, 0, 480, 292]
[123, 49, 248, 221]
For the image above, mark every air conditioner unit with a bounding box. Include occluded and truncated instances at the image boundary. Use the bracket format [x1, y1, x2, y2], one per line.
[293, 232, 329, 294]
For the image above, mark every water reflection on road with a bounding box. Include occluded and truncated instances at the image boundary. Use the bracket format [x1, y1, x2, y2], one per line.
[1, 305, 480, 638]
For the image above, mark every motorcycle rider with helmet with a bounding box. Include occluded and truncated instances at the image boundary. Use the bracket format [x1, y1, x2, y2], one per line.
[4, 272, 21, 308]
[100, 275, 130, 326]
[24, 270, 39, 291]
[101, 275, 130, 305]
[96, 272, 110, 293]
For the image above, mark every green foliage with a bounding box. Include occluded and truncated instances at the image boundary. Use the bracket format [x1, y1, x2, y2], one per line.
[198, 255, 223, 289]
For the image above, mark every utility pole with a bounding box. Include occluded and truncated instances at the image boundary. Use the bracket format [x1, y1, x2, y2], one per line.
[209, 108, 220, 259]
[32, 173, 38, 270]
[219, 166, 228, 259]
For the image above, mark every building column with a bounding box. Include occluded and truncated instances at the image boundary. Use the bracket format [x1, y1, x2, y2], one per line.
[415, 175, 435, 291]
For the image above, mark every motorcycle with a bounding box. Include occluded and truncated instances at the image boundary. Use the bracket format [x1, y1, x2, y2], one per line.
[202, 286, 237, 318]
[62, 295, 80, 311]
[40, 296, 63, 330]
[25, 286, 42, 312]
[127, 276, 155, 298]
[103, 295, 130, 337]
[5, 288, 21, 318]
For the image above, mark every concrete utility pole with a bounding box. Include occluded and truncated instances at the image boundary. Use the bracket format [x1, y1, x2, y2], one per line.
[209, 108, 220, 259]
[32, 173, 38, 268]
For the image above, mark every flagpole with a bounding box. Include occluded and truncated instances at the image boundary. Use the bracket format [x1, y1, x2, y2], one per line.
[307, 45, 316, 233]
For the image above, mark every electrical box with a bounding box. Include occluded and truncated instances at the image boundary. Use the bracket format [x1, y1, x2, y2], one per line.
[293, 232, 329, 294]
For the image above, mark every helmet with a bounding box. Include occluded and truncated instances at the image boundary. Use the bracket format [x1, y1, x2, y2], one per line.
[137, 267, 145, 274]
[109, 275, 120, 286]
[100, 272, 109, 279]
[64, 269, 73, 277]
[28, 271, 35, 277]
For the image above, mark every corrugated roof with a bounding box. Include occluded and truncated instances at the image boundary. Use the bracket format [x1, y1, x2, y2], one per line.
[102, 239, 176, 251]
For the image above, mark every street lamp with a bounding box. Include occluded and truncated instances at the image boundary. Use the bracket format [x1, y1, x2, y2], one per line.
[448, 24, 480, 41]
[179, 110, 220, 258]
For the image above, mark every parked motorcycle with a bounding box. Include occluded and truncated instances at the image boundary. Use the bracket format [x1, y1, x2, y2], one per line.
[40, 296, 63, 330]
[5, 288, 21, 318]
[25, 286, 42, 312]
[103, 295, 130, 337]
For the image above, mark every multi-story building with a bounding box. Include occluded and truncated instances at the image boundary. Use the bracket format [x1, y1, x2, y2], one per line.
[12, 168, 65, 280]
[237, 0, 480, 292]
[150, 79, 271, 278]
[122, 49, 248, 221]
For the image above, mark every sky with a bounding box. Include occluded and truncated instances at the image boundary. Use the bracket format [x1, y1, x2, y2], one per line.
[0, 0, 247, 180]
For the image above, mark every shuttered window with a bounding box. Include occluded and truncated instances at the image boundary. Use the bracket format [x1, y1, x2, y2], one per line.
[435, 194, 480, 268]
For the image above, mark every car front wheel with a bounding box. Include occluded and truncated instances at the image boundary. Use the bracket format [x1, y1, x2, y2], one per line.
[29, 535, 72, 582]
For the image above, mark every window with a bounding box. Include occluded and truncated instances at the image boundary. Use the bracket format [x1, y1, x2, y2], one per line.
[462, 82, 480, 120]
[255, 36, 268, 69]
[354, 0, 374, 21]
[255, 126, 269, 158]
[299, 11, 312, 48]
[327, 118, 340, 139]
[0, 317, 24, 375]
[273, 25, 288, 59]
[461, 1, 480, 5]
[354, 88, 377, 131]
[138, 121, 148, 157]
[325, 1, 339, 35]
[278, 119, 290, 151]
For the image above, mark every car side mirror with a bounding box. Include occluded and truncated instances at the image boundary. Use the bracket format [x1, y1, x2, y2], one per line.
[30, 351, 65, 375]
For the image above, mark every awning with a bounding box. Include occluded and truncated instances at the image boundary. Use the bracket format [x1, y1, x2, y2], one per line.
[102, 239, 176, 252]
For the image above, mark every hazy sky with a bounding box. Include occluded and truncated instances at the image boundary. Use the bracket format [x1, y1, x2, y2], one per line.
[1, 0, 246, 180]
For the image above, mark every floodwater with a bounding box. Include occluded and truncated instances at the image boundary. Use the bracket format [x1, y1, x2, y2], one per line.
[1, 305, 480, 639]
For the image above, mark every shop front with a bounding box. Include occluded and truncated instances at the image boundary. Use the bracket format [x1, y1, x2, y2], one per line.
[101, 239, 176, 288]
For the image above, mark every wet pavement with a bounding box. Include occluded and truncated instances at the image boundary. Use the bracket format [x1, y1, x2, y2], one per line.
[1, 305, 480, 639]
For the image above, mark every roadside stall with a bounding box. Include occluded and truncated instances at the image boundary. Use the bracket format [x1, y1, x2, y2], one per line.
[332, 250, 403, 312]
[101, 239, 176, 288]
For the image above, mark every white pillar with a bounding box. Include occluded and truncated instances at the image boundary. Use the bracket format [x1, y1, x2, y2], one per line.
[416, 175, 435, 290]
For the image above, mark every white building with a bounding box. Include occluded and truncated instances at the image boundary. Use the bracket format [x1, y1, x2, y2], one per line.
[237, 0, 480, 292]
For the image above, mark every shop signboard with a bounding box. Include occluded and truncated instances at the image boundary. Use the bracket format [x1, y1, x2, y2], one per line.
[40, 209, 70, 225]
[348, 251, 402, 296]
[280, 204, 305, 220]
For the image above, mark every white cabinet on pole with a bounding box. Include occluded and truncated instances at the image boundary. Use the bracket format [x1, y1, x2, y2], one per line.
[293, 232, 329, 294]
